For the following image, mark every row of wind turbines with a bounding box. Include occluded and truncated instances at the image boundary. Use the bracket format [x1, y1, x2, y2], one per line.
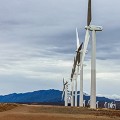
[62, 0, 103, 109]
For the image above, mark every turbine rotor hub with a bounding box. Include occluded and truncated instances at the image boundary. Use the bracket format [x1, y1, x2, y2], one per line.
[85, 25, 103, 31]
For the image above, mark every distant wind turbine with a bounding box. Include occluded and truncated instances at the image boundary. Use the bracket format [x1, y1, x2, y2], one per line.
[62, 78, 68, 106]
[70, 36, 83, 107]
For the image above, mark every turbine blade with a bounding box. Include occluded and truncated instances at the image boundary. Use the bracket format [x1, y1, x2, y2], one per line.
[62, 78, 65, 99]
[62, 86, 65, 99]
[87, 0, 92, 26]
[75, 54, 78, 63]
[62, 86, 65, 93]
[74, 57, 77, 70]
[77, 42, 83, 52]
[71, 73, 73, 79]
[75, 42, 83, 65]
[63, 78, 64, 85]
[80, 29, 90, 69]
[74, 59, 77, 72]
[62, 91, 64, 99]
[77, 52, 80, 64]
[76, 28, 80, 49]
[62, 80, 68, 99]
[64, 81, 68, 86]
[72, 69, 73, 74]
[74, 57, 76, 63]
[72, 67, 75, 74]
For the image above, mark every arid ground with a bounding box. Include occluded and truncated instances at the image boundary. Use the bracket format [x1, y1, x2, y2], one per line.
[0, 104, 120, 120]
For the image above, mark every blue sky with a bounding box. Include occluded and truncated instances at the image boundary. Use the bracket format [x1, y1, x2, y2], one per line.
[0, 0, 120, 97]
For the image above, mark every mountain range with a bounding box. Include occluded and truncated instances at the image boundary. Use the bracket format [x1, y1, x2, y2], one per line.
[0, 89, 114, 104]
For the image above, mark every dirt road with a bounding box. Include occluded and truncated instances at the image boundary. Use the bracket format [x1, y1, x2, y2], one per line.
[0, 104, 120, 120]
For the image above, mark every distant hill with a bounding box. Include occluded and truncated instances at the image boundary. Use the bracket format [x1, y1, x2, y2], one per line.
[0, 89, 114, 104]
[0, 89, 62, 103]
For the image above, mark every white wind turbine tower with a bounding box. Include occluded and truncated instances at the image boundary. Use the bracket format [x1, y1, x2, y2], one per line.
[62, 78, 68, 106]
[76, 28, 84, 107]
[74, 57, 78, 107]
[70, 60, 76, 107]
[80, 0, 103, 109]
[70, 73, 74, 106]
[72, 57, 78, 107]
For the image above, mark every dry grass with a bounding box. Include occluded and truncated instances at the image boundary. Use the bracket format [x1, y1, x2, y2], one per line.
[0, 104, 120, 120]
[0, 103, 19, 112]
[27, 105, 120, 117]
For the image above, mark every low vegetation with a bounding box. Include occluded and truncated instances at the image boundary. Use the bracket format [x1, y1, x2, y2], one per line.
[0, 103, 19, 112]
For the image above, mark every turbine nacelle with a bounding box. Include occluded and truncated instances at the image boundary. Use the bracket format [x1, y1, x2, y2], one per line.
[85, 25, 103, 31]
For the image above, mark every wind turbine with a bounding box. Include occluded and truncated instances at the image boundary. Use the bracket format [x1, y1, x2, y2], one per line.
[75, 42, 83, 107]
[80, 0, 103, 109]
[70, 59, 76, 107]
[75, 41, 83, 107]
[62, 78, 68, 106]
[74, 57, 78, 107]
[70, 73, 74, 106]
[71, 56, 77, 107]
[76, 28, 84, 107]
[70, 40, 83, 107]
